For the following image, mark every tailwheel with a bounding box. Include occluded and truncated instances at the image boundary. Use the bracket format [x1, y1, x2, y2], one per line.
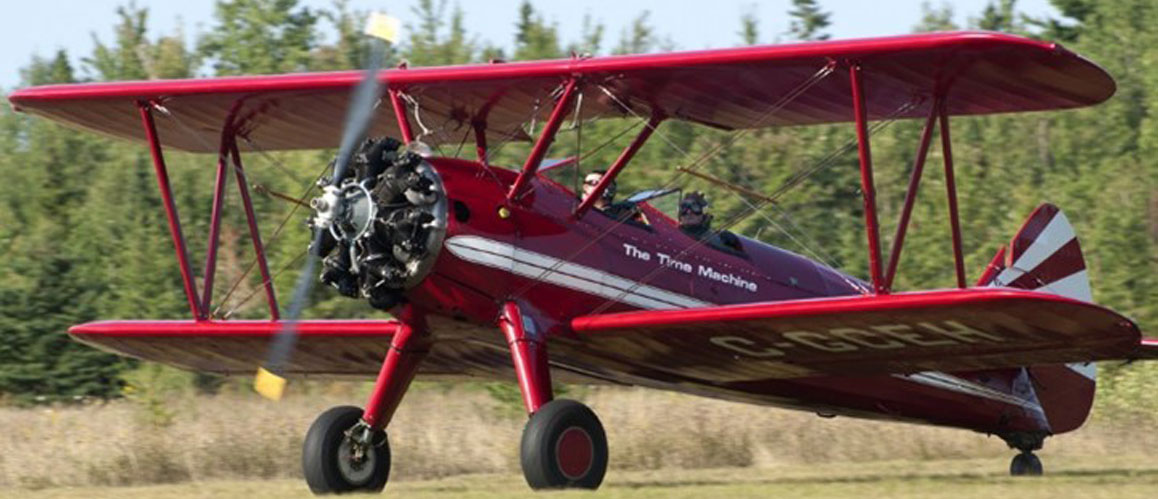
[520, 399, 608, 490]
[303, 406, 391, 494]
[1009, 451, 1043, 476]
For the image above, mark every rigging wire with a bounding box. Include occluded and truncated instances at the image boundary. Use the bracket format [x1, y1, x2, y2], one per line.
[212, 142, 332, 318]
[595, 77, 848, 273]
[507, 63, 837, 302]
[220, 248, 308, 319]
[452, 124, 471, 159]
[149, 105, 335, 318]
[587, 99, 919, 315]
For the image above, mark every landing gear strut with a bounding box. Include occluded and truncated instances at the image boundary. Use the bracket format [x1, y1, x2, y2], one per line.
[1002, 432, 1046, 477]
[500, 302, 609, 489]
[303, 308, 429, 495]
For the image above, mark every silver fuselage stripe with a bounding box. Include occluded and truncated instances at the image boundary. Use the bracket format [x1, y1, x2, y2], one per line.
[445, 235, 711, 310]
[446, 235, 1046, 411]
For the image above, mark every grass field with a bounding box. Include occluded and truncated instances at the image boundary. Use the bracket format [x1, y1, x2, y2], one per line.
[9, 456, 1158, 499]
[4, 381, 1158, 495]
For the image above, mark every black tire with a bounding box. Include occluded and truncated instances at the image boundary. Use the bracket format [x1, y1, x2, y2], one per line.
[1009, 452, 1043, 476]
[520, 399, 608, 490]
[303, 406, 391, 494]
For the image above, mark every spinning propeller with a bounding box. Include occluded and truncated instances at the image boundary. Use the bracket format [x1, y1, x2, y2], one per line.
[254, 13, 401, 401]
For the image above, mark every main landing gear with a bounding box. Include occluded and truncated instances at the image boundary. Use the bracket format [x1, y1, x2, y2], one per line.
[301, 302, 608, 495]
[303, 309, 428, 495]
[1002, 432, 1045, 477]
[303, 407, 391, 493]
[500, 302, 609, 489]
[521, 399, 608, 488]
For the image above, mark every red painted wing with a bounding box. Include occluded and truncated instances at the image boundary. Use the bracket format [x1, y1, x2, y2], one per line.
[569, 289, 1140, 382]
[9, 32, 1112, 152]
[70, 320, 401, 376]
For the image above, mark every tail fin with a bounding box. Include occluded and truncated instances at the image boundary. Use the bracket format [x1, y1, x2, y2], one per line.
[979, 204, 1097, 433]
[977, 203, 1092, 302]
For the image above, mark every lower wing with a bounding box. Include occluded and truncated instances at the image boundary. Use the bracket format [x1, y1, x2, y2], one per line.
[569, 288, 1147, 382]
[70, 320, 401, 376]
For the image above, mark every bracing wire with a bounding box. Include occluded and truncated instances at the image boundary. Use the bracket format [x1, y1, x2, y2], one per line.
[149, 105, 335, 318]
[587, 99, 920, 314]
[508, 62, 837, 302]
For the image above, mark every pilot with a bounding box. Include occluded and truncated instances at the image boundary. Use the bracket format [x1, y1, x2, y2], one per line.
[679, 191, 741, 251]
[581, 170, 616, 210]
[582, 170, 641, 223]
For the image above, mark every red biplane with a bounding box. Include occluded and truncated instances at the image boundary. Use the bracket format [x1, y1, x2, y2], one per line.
[9, 29, 1158, 493]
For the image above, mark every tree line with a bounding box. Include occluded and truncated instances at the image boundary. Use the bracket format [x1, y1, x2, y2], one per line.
[2, 0, 1156, 408]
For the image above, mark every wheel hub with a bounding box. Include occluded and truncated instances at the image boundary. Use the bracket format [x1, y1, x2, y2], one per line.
[555, 426, 594, 480]
[337, 438, 377, 485]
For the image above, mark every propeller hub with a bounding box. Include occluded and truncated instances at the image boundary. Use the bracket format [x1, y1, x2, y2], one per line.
[310, 186, 343, 230]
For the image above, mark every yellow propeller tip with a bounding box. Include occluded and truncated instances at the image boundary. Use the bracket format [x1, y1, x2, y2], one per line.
[365, 12, 401, 43]
[254, 367, 287, 401]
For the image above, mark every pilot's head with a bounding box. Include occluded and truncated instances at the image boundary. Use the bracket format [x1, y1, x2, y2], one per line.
[679, 191, 712, 232]
[583, 170, 616, 208]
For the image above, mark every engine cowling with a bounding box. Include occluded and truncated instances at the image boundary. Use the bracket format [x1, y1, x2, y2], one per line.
[309, 138, 447, 310]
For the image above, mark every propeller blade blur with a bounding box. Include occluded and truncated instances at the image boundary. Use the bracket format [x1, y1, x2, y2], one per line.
[254, 13, 399, 400]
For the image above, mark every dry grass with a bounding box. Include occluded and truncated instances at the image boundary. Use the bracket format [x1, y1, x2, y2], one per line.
[2, 384, 1157, 490]
[10, 457, 1158, 499]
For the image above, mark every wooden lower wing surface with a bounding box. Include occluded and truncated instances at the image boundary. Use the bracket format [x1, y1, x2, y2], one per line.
[569, 289, 1142, 382]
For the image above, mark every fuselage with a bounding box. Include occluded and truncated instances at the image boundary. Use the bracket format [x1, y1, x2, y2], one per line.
[404, 158, 1094, 437]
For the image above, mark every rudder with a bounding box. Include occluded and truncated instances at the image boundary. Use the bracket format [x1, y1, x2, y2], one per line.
[978, 203, 1096, 433]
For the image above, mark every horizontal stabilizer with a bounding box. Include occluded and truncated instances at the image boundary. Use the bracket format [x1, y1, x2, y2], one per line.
[569, 289, 1140, 382]
[1129, 338, 1158, 360]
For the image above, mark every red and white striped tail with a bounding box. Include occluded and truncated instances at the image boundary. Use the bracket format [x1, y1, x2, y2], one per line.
[980, 203, 1096, 383]
[981, 203, 1092, 302]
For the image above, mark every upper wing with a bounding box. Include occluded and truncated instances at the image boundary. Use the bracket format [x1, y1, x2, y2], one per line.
[568, 288, 1141, 382]
[8, 32, 1113, 153]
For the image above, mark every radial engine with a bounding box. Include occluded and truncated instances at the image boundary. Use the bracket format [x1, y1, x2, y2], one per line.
[308, 138, 447, 310]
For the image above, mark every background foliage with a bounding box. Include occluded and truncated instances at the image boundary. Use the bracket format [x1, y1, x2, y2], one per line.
[1, 0, 1156, 417]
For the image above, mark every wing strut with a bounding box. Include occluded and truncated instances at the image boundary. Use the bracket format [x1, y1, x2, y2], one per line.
[388, 87, 415, 144]
[883, 102, 939, 292]
[229, 140, 281, 318]
[573, 111, 664, 219]
[507, 78, 579, 202]
[850, 63, 886, 295]
[200, 100, 246, 318]
[138, 101, 203, 319]
[136, 98, 282, 321]
[940, 101, 967, 288]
